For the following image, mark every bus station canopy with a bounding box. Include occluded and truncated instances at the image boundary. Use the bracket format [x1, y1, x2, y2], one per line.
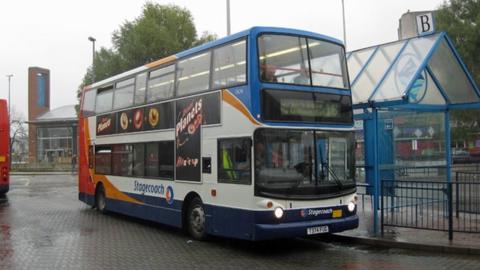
[346, 32, 480, 111]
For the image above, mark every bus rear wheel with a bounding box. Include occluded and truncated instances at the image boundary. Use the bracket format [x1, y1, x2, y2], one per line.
[95, 184, 107, 214]
[187, 197, 206, 240]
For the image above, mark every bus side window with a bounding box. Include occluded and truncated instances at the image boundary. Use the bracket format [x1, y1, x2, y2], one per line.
[95, 146, 112, 175]
[88, 146, 94, 169]
[217, 137, 251, 185]
[158, 141, 174, 179]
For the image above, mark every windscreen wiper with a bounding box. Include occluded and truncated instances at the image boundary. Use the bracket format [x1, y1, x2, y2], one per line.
[322, 163, 343, 189]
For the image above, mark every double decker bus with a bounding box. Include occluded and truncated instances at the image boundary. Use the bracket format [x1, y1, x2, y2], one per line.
[0, 99, 9, 195]
[79, 27, 357, 240]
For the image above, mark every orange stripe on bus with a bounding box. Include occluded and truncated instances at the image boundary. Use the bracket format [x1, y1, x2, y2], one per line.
[95, 175, 142, 204]
[145, 55, 177, 69]
[222, 90, 260, 126]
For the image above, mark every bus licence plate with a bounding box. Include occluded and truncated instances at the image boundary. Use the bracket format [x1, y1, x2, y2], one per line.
[307, 225, 329, 235]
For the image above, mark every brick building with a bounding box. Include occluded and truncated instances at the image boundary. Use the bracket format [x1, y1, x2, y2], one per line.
[28, 67, 77, 166]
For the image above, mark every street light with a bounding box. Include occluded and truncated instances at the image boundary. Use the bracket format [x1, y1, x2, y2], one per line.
[88, 36, 96, 82]
[341, 0, 347, 49]
[6, 74, 12, 120]
[226, 0, 231, 36]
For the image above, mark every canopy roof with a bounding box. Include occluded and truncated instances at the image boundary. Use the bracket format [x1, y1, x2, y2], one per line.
[347, 32, 480, 110]
[34, 105, 77, 123]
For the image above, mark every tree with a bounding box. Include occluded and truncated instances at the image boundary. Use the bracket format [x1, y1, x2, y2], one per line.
[9, 106, 28, 163]
[436, 0, 480, 147]
[77, 2, 216, 105]
[193, 31, 218, 47]
[436, 0, 480, 85]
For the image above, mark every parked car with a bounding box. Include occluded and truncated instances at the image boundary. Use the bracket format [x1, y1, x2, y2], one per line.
[452, 149, 471, 164]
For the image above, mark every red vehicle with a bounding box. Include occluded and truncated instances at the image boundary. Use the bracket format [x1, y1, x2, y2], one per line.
[0, 99, 9, 195]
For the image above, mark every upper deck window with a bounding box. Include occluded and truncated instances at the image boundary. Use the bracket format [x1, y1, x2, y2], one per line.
[95, 85, 114, 113]
[258, 34, 348, 89]
[134, 72, 147, 105]
[147, 65, 175, 103]
[176, 52, 211, 96]
[308, 39, 348, 89]
[212, 39, 247, 88]
[82, 89, 96, 117]
[113, 78, 135, 110]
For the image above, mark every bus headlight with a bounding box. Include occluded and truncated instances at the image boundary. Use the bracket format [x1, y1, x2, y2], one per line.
[347, 201, 356, 212]
[274, 207, 284, 219]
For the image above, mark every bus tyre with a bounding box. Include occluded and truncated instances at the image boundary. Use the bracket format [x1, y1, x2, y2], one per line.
[187, 197, 206, 240]
[95, 184, 107, 214]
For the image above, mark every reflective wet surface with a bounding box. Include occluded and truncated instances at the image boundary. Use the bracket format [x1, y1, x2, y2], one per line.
[0, 175, 478, 270]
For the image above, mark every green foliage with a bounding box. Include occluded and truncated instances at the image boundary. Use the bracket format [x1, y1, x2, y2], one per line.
[77, 2, 217, 111]
[193, 31, 218, 47]
[436, 0, 480, 145]
[112, 3, 197, 69]
[436, 0, 480, 85]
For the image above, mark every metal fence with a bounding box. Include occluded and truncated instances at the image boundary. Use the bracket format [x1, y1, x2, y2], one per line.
[380, 175, 480, 240]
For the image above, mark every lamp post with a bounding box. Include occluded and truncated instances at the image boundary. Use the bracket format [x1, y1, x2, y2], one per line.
[88, 36, 96, 82]
[341, 0, 347, 49]
[6, 74, 12, 167]
[226, 0, 231, 35]
[6, 74, 12, 120]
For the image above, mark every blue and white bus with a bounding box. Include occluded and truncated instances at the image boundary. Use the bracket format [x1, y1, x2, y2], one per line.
[79, 27, 358, 241]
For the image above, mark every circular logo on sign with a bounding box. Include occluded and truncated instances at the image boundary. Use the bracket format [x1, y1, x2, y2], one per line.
[148, 107, 159, 128]
[407, 71, 428, 104]
[120, 112, 129, 130]
[165, 186, 174, 205]
[133, 109, 143, 130]
[300, 209, 307, 218]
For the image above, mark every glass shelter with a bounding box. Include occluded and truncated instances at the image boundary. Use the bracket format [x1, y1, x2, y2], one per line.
[347, 32, 480, 233]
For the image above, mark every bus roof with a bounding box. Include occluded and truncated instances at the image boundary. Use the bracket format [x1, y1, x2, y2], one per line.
[85, 26, 344, 90]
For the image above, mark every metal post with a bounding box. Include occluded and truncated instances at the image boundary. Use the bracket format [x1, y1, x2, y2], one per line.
[88, 36, 96, 82]
[445, 111, 452, 184]
[373, 108, 379, 235]
[381, 179, 384, 235]
[341, 0, 347, 49]
[6, 74, 12, 119]
[448, 182, 453, 240]
[6, 74, 13, 167]
[455, 172, 459, 218]
[445, 111, 453, 240]
[226, 0, 231, 36]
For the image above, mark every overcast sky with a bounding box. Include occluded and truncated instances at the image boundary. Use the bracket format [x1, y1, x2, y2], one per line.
[0, 0, 445, 119]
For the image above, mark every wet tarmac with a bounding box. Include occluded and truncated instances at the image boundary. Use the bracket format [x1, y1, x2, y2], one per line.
[0, 175, 478, 270]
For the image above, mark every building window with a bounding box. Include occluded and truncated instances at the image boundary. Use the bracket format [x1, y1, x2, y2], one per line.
[36, 126, 73, 164]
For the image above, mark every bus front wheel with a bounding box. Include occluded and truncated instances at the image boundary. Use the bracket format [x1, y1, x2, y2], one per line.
[187, 197, 206, 240]
[95, 184, 107, 214]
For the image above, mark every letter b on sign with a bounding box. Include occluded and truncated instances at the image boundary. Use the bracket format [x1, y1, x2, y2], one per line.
[416, 13, 435, 36]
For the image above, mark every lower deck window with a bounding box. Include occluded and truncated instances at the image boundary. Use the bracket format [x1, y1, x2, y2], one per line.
[112, 145, 133, 176]
[95, 146, 112, 175]
[217, 137, 251, 184]
[94, 141, 173, 180]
